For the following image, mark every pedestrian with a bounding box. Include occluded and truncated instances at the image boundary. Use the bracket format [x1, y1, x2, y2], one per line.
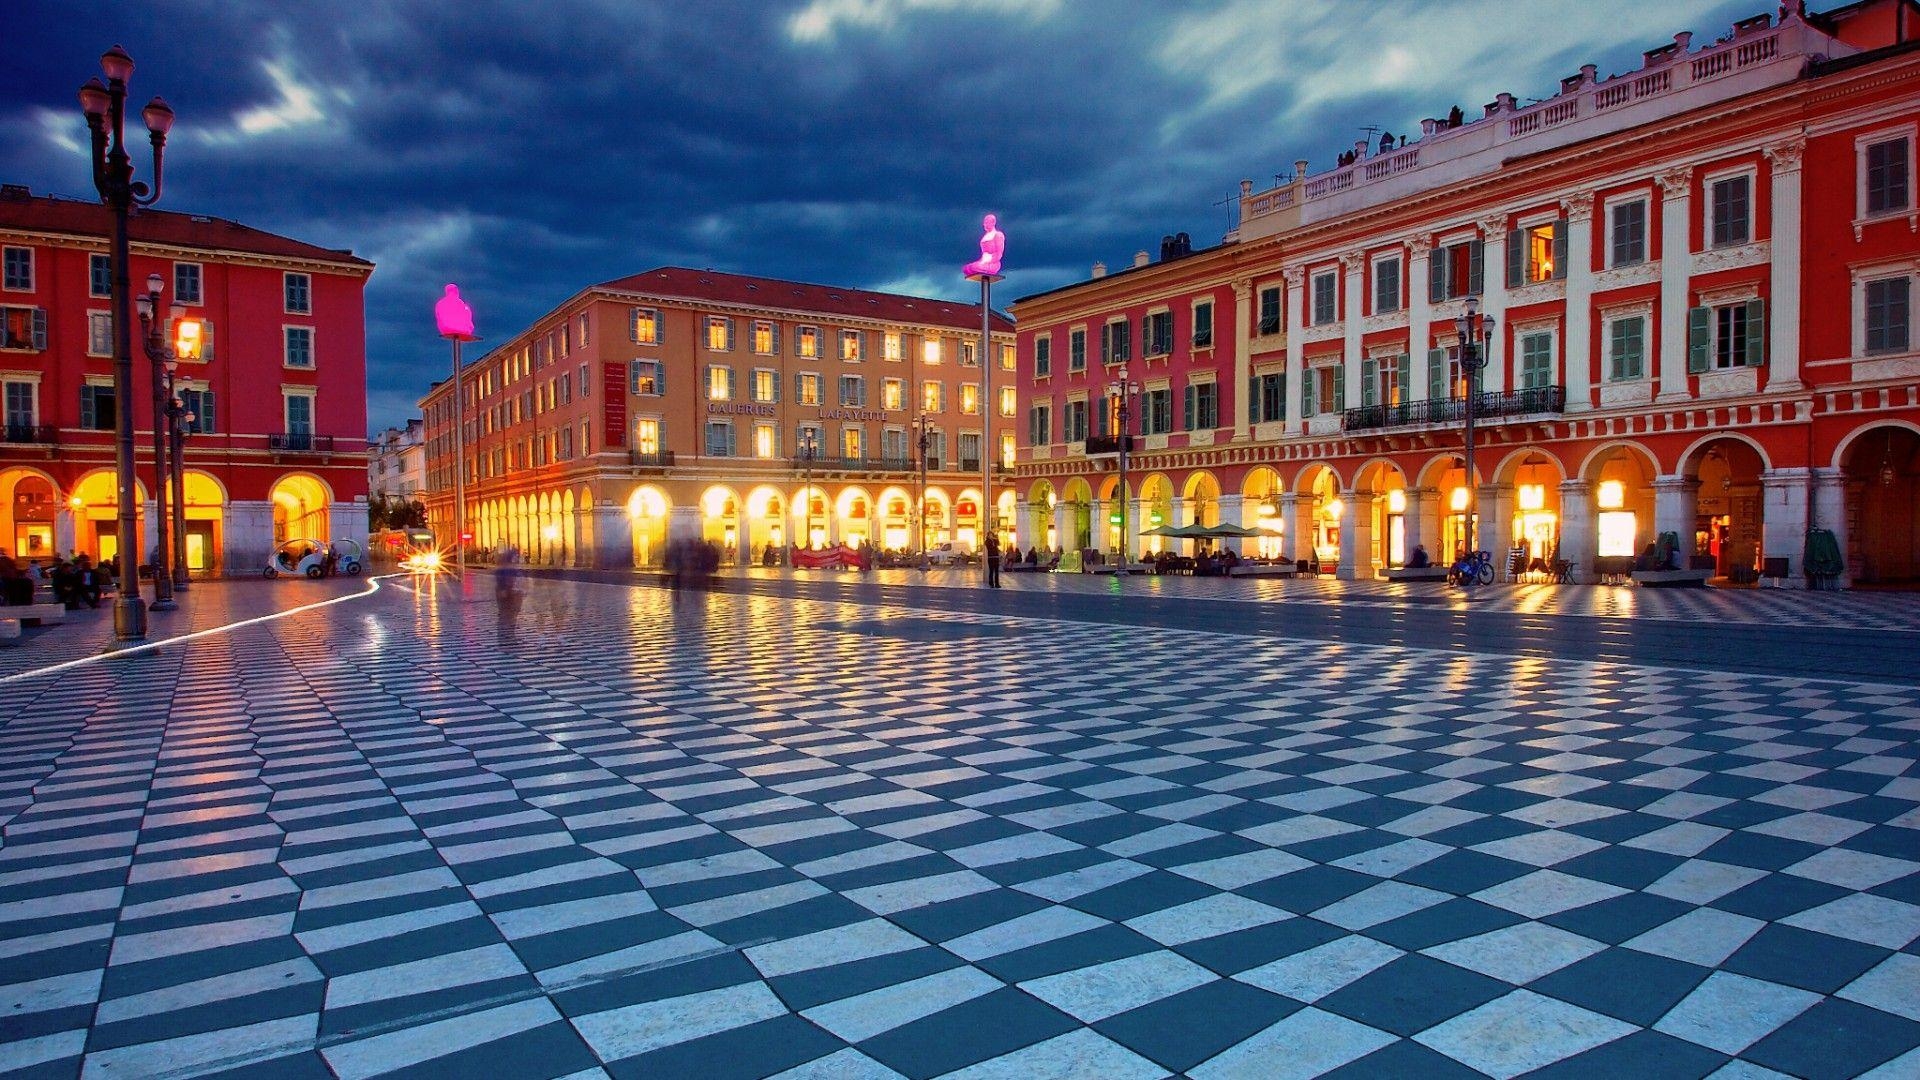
[495, 545, 523, 644]
[985, 530, 1002, 588]
[664, 538, 684, 595]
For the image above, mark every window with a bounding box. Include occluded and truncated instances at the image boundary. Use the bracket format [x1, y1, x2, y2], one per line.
[884, 332, 903, 361]
[1426, 345, 1480, 399]
[1866, 277, 1910, 354]
[2, 248, 31, 292]
[999, 343, 1015, 371]
[1100, 319, 1130, 364]
[284, 326, 314, 368]
[284, 273, 311, 314]
[842, 426, 864, 460]
[560, 372, 573, 404]
[1866, 136, 1912, 215]
[705, 420, 735, 456]
[1310, 271, 1338, 325]
[1069, 328, 1086, 372]
[999, 386, 1016, 417]
[1065, 399, 1088, 442]
[4, 381, 35, 428]
[1359, 354, 1410, 407]
[1519, 331, 1554, 389]
[1373, 258, 1401, 314]
[1257, 286, 1281, 335]
[752, 321, 777, 355]
[882, 377, 905, 410]
[960, 383, 979, 415]
[581, 362, 591, 397]
[631, 307, 660, 344]
[79, 384, 116, 430]
[1183, 382, 1218, 431]
[839, 329, 863, 361]
[1035, 335, 1052, 377]
[1709, 174, 1751, 248]
[88, 311, 113, 356]
[1427, 239, 1484, 302]
[634, 418, 661, 455]
[1302, 366, 1344, 416]
[1028, 404, 1052, 446]
[923, 380, 945, 413]
[753, 422, 777, 459]
[838, 375, 867, 407]
[1142, 388, 1173, 435]
[791, 324, 816, 358]
[796, 372, 822, 405]
[285, 393, 314, 435]
[797, 424, 824, 459]
[179, 387, 216, 433]
[707, 364, 735, 401]
[1142, 311, 1173, 356]
[579, 312, 590, 347]
[559, 426, 574, 460]
[922, 338, 941, 365]
[89, 254, 111, 298]
[1509, 220, 1568, 286]
[751, 368, 779, 403]
[706, 316, 733, 351]
[1609, 200, 1648, 267]
[1249, 372, 1286, 424]
[958, 432, 981, 471]
[1687, 300, 1766, 371]
[924, 430, 946, 470]
[0, 307, 45, 352]
[1000, 433, 1016, 468]
[1193, 301, 1214, 347]
[961, 340, 978, 367]
[882, 428, 908, 461]
[1608, 316, 1647, 381]
[174, 263, 202, 305]
[631, 360, 663, 395]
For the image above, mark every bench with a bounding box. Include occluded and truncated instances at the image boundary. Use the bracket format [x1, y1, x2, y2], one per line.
[1630, 568, 1713, 588]
[3, 603, 68, 626]
[1382, 566, 1450, 582]
[1228, 564, 1296, 578]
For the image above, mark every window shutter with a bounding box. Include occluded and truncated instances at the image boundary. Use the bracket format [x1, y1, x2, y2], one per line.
[1744, 299, 1766, 367]
[1396, 353, 1412, 396]
[1624, 322, 1643, 380]
[1428, 348, 1447, 400]
[1095, 398, 1108, 437]
[629, 309, 638, 343]
[1552, 220, 1569, 280]
[657, 363, 665, 395]
[1301, 370, 1316, 417]
[1361, 357, 1377, 407]
[32, 308, 47, 351]
[1100, 323, 1111, 363]
[200, 320, 214, 361]
[80, 386, 95, 429]
[1332, 366, 1346, 412]
[1505, 229, 1525, 289]
[1686, 306, 1711, 373]
[1428, 252, 1446, 303]
[774, 373, 783, 403]
[1467, 240, 1485, 295]
[725, 368, 737, 400]
[202, 391, 217, 433]
[1247, 376, 1261, 424]
[1276, 373, 1287, 420]
[1143, 316, 1153, 356]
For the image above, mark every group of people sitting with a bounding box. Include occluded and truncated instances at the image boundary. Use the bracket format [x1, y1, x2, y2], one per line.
[1151, 546, 1243, 576]
[0, 550, 112, 609]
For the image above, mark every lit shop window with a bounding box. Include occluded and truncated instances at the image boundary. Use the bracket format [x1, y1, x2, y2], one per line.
[1596, 479, 1637, 557]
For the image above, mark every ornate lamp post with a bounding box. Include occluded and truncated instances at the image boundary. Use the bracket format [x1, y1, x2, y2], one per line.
[167, 372, 196, 590]
[134, 275, 197, 607]
[80, 45, 174, 641]
[800, 427, 818, 552]
[435, 285, 479, 579]
[963, 214, 1005, 587]
[1108, 366, 1140, 563]
[1453, 296, 1496, 564]
[913, 412, 933, 568]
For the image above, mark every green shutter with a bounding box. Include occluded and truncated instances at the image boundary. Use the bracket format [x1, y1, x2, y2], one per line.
[1361, 357, 1377, 407]
[1744, 299, 1766, 367]
[1182, 385, 1194, 430]
[1428, 253, 1446, 303]
[1275, 373, 1287, 421]
[1505, 229, 1525, 289]
[1248, 376, 1261, 424]
[1144, 315, 1154, 357]
[1552, 219, 1569, 281]
[1332, 366, 1346, 412]
[773, 372, 782, 403]
[79, 386, 95, 429]
[1396, 354, 1412, 399]
[1687, 306, 1711, 373]
[1428, 348, 1447, 399]
[726, 367, 737, 400]
[1100, 323, 1111, 363]
[1468, 240, 1485, 295]
[1301, 369, 1316, 417]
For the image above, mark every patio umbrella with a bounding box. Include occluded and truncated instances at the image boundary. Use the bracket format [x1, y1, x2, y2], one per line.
[1197, 522, 1263, 539]
[1140, 524, 1178, 537]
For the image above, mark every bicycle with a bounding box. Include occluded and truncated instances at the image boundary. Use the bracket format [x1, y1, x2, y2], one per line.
[1451, 549, 1495, 586]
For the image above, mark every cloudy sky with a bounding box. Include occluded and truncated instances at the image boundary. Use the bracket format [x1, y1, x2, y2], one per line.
[6, 0, 1758, 433]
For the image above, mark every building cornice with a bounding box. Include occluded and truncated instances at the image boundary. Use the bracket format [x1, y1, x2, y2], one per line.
[0, 225, 374, 278]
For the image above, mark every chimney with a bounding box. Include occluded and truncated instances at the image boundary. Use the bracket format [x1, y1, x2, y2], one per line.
[1240, 179, 1253, 195]
[1294, 159, 1309, 181]
[1091, 261, 1107, 279]
[1159, 235, 1176, 262]
[1176, 232, 1191, 257]
[1674, 31, 1693, 53]
[1133, 250, 1151, 269]
[0, 185, 30, 201]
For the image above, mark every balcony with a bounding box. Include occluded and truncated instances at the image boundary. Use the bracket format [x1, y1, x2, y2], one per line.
[269, 433, 335, 452]
[0, 424, 56, 445]
[1342, 385, 1565, 433]
[1083, 435, 1134, 456]
[629, 450, 676, 467]
[791, 455, 916, 473]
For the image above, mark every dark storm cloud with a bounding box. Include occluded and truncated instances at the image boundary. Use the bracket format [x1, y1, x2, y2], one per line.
[5, 0, 1758, 433]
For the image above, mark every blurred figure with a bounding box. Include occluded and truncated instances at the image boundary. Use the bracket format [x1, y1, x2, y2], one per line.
[664, 538, 685, 595]
[984, 531, 1002, 588]
[495, 544, 523, 644]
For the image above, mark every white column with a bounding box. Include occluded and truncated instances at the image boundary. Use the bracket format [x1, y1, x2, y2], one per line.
[1402, 488, 1430, 566]
[1277, 493, 1301, 563]
[1760, 468, 1810, 587]
[226, 499, 275, 572]
[1126, 498, 1143, 561]
[1478, 216, 1511, 394]
[1765, 141, 1805, 393]
[1336, 490, 1378, 580]
[1656, 167, 1695, 403]
[1288, 494, 1315, 567]
[1341, 254, 1366, 412]
[593, 505, 626, 568]
[1232, 279, 1253, 440]
[1562, 195, 1595, 412]
[1558, 479, 1595, 582]
[1407, 239, 1433, 400]
[1651, 476, 1698, 555]
[1477, 484, 1515, 575]
[1089, 497, 1105, 555]
[667, 505, 702, 545]
[54, 508, 76, 560]
[1052, 500, 1068, 554]
[330, 502, 366, 551]
[1218, 494, 1245, 555]
[1283, 267, 1306, 434]
[1810, 467, 1848, 588]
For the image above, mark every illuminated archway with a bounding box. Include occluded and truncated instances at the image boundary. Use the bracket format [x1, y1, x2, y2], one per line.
[835, 486, 873, 549]
[1243, 467, 1285, 559]
[1024, 480, 1058, 553]
[1679, 436, 1769, 578]
[876, 486, 913, 552]
[0, 467, 61, 563]
[700, 485, 741, 561]
[1059, 477, 1093, 553]
[178, 470, 227, 573]
[1839, 423, 1920, 584]
[1352, 459, 1410, 570]
[746, 485, 786, 564]
[627, 485, 669, 567]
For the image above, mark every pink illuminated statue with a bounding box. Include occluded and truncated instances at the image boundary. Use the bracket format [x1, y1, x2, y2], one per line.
[435, 283, 477, 341]
[963, 214, 1005, 279]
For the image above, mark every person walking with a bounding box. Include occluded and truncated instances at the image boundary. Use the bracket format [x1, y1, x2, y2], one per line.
[984, 530, 1002, 589]
[495, 545, 523, 644]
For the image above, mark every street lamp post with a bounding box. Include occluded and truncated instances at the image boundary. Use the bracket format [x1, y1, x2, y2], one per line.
[435, 285, 479, 580]
[800, 428, 817, 552]
[1108, 367, 1140, 564]
[964, 215, 1004, 588]
[80, 45, 174, 641]
[167, 385, 193, 590]
[134, 275, 190, 609]
[1453, 296, 1496, 565]
[913, 413, 932, 569]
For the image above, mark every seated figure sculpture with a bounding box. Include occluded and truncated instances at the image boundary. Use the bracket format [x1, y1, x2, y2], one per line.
[963, 214, 1005, 278]
[435, 283, 477, 341]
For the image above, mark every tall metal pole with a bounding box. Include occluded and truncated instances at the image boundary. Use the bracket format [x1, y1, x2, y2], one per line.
[979, 276, 993, 583]
[169, 391, 188, 589]
[1462, 349, 1478, 563]
[451, 338, 467, 579]
[803, 430, 814, 550]
[139, 290, 174, 610]
[1117, 377, 1129, 564]
[917, 416, 929, 568]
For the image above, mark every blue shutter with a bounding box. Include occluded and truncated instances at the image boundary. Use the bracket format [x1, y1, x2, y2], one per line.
[201, 390, 217, 433]
[1743, 299, 1767, 367]
[1396, 354, 1412, 400]
[1183, 385, 1195, 430]
[32, 308, 47, 351]
[1248, 376, 1261, 424]
[80, 386, 95, 429]
[1687, 307, 1711, 373]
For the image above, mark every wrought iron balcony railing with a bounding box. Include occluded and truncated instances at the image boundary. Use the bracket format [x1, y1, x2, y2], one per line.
[629, 450, 676, 467]
[0, 424, 56, 444]
[1083, 435, 1134, 456]
[1342, 385, 1565, 433]
[269, 433, 335, 452]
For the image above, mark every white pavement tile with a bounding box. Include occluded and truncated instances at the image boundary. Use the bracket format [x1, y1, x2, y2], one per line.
[941, 1027, 1170, 1080]
[767, 1048, 907, 1080]
[1782, 848, 1920, 890]
[1468, 830, 1606, 868]
[948, 832, 1083, 868]
[1018, 859, 1154, 903]
[1331, 837, 1450, 878]
[95, 958, 321, 1025]
[1125, 893, 1290, 947]
[0, 970, 102, 1018]
[1234, 935, 1403, 1003]
[1839, 954, 1920, 1022]
[1020, 951, 1217, 1023]
[1653, 971, 1822, 1055]
[1644, 860, 1769, 904]
[1622, 821, 1732, 857]
[1239, 815, 1363, 848]
[801, 966, 1001, 1042]
[81, 1014, 317, 1079]
[745, 919, 927, 979]
[573, 981, 788, 1062]
[1170, 849, 1311, 890]
[0, 1029, 85, 1073]
[1782, 894, 1920, 949]
[1190, 1006, 1395, 1080]
[1424, 923, 1606, 985]
[490, 891, 656, 939]
[1312, 881, 1449, 930]
[1473, 870, 1628, 919]
[108, 912, 295, 966]
[845, 870, 996, 916]
[326, 998, 561, 1080]
[1625, 908, 1765, 967]
[326, 943, 528, 1010]
[946, 906, 1109, 961]
[1416, 989, 1635, 1079]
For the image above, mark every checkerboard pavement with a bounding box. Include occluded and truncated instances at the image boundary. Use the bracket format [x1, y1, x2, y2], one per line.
[1, 575, 1917, 1078]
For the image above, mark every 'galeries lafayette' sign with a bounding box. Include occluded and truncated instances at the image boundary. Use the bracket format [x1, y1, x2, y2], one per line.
[705, 403, 889, 423]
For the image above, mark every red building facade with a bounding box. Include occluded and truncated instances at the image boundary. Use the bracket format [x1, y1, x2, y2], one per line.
[1011, 0, 1920, 587]
[0, 185, 373, 573]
